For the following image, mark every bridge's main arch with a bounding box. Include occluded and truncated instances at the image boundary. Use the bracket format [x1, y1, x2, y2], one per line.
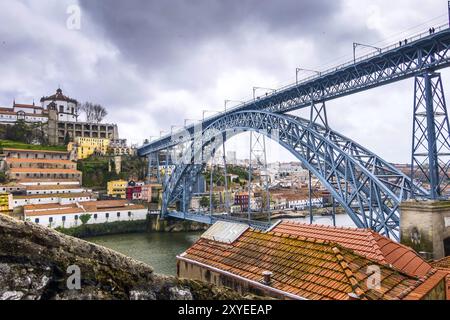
[162, 111, 428, 240]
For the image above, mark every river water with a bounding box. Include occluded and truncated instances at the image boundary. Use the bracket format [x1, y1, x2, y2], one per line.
[86, 232, 202, 276]
[86, 214, 355, 276]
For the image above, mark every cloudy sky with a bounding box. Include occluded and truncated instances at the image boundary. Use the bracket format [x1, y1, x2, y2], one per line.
[0, 0, 448, 163]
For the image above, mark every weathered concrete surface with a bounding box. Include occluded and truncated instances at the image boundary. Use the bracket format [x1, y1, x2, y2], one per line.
[0, 214, 256, 300]
[400, 200, 450, 260]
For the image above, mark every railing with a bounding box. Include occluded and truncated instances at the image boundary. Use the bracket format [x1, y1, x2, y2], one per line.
[147, 23, 450, 146]
[167, 210, 272, 230]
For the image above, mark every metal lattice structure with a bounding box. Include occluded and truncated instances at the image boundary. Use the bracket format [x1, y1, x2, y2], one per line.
[411, 72, 450, 199]
[139, 25, 450, 155]
[139, 24, 450, 239]
[161, 111, 428, 240]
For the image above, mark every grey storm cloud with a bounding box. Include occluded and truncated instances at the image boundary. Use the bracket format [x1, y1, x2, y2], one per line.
[0, 0, 446, 161]
[80, 0, 342, 67]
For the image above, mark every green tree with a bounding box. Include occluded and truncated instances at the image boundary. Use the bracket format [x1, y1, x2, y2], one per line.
[5, 120, 31, 143]
[199, 195, 218, 209]
[200, 196, 209, 208]
[64, 132, 71, 145]
[0, 172, 7, 183]
[79, 214, 92, 225]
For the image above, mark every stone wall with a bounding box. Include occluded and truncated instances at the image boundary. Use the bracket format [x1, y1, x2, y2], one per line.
[400, 200, 450, 259]
[178, 259, 283, 299]
[147, 214, 209, 232]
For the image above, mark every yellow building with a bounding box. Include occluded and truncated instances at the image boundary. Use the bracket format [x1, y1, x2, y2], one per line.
[107, 180, 127, 198]
[0, 193, 12, 213]
[68, 137, 110, 160]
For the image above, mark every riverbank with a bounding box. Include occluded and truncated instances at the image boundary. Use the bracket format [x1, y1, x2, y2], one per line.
[55, 214, 209, 238]
[0, 214, 256, 300]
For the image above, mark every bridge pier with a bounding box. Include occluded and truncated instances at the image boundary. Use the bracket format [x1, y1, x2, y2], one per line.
[400, 200, 450, 260]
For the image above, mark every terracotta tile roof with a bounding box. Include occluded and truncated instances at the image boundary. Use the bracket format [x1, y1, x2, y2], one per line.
[10, 168, 80, 174]
[84, 204, 146, 212]
[431, 256, 450, 300]
[401, 270, 448, 300]
[17, 179, 80, 183]
[3, 148, 69, 154]
[431, 256, 450, 269]
[180, 229, 431, 300]
[13, 103, 43, 109]
[25, 207, 84, 217]
[14, 192, 92, 199]
[5, 158, 74, 164]
[271, 221, 433, 278]
[80, 200, 130, 208]
[25, 185, 85, 190]
[24, 203, 78, 211]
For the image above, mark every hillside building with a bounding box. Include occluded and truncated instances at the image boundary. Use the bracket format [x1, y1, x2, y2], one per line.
[24, 200, 148, 229]
[0, 88, 119, 145]
[68, 137, 110, 159]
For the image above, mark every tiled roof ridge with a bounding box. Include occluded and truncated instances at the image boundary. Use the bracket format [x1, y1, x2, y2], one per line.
[254, 228, 331, 246]
[331, 246, 366, 299]
[365, 230, 388, 264]
[367, 229, 433, 276]
[279, 219, 366, 232]
[276, 221, 388, 262]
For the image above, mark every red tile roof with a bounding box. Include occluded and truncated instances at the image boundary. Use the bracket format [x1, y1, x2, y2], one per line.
[10, 168, 80, 174]
[271, 221, 433, 278]
[431, 257, 450, 300]
[5, 158, 74, 164]
[3, 148, 69, 154]
[402, 270, 448, 300]
[432, 256, 450, 269]
[180, 228, 440, 300]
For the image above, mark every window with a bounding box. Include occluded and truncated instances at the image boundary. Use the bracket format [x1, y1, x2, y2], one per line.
[49, 217, 53, 223]
[117, 212, 121, 217]
[75, 215, 78, 220]
[62, 216, 66, 221]
[93, 214, 98, 219]
[105, 213, 109, 218]
[128, 212, 132, 217]
[35, 218, 39, 223]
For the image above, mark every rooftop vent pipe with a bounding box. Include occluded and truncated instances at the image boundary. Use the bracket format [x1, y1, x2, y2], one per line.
[262, 271, 273, 285]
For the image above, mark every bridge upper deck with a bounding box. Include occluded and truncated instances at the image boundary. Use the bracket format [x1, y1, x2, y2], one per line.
[138, 24, 450, 156]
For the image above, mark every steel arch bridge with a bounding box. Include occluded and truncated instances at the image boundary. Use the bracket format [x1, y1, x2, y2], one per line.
[162, 111, 429, 240]
[139, 23, 450, 240]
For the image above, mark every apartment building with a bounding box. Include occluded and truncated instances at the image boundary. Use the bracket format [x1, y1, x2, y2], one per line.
[67, 137, 110, 159]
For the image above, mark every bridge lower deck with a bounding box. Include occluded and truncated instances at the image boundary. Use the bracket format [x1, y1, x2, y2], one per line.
[166, 211, 272, 231]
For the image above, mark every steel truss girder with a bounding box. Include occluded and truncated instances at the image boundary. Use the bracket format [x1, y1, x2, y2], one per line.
[411, 72, 450, 199]
[163, 111, 429, 240]
[138, 28, 450, 155]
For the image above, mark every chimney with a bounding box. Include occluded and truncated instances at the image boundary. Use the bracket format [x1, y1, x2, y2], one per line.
[262, 271, 273, 285]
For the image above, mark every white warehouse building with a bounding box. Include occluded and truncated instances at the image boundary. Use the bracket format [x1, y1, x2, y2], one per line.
[24, 200, 148, 229]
